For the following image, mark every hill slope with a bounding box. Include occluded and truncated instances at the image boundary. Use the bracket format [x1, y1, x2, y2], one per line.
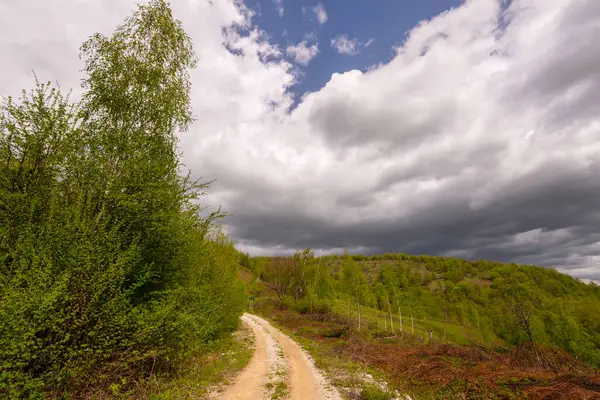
[242, 252, 600, 398]
[244, 252, 600, 367]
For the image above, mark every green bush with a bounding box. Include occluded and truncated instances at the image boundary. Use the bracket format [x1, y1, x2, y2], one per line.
[0, 1, 245, 397]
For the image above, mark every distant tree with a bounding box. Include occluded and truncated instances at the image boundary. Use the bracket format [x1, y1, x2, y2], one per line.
[292, 248, 314, 300]
[264, 257, 295, 302]
[342, 254, 371, 330]
[306, 254, 334, 312]
[433, 280, 454, 342]
[392, 286, 403, 334]
[239, 252, 251, 269]
[506, 285, 537, 344]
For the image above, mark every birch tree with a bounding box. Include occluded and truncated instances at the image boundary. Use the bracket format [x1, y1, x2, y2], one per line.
[342, 254, 370, 331]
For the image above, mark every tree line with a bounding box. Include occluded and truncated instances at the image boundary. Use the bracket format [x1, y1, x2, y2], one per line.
[0, 1, 245, 397]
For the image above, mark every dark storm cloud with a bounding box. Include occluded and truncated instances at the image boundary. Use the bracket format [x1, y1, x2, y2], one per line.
[224, 154, 600, 281]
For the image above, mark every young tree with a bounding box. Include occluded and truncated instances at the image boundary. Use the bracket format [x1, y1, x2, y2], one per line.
[410, 303, 415, 334]
[292, 248, 314, 300]
[264, 257, 295, 302]
[342, 254, 370, 331]
[507, 287, 536, 344]
[306, 255, 334, 313]
[387, 293, 395, 335]
[434, 280, 454, 342]
[393, 286, 403, 334]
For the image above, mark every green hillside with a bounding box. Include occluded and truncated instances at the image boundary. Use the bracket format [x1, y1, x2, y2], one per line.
[243, 251, 600, 398]
[244, 252, 600, 367]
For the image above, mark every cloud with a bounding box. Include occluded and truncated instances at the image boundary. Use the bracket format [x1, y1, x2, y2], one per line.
[331, 34, 359, 55]
[364, 38, 375, 47]
[286, 40, 319, 65]
[273, 0, 284, 17]
[2, 0, 600, 283]
[313, 3, 328, 25]
[304, 31, 318, 42]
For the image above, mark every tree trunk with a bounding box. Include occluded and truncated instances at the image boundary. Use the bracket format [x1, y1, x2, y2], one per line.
[443, 305, 448, 342]
[392, 287, 403, 333]
[399, 307, 403, 334]
[310, 262, 322, 314]
[387, 297, 394, 335]
[355, 293, 361, 331]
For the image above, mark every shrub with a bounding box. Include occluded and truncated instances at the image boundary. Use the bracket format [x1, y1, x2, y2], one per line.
[0, 1, 245, 397]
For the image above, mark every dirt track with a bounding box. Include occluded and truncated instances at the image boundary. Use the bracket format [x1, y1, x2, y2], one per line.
[219, 315, 269, 400]
[219, 313, 341, 400]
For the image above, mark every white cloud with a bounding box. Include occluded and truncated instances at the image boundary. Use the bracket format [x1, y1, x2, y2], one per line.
[365, 38, 375, 47]
[273, 0, 284, 17]
[2, 0, 600, 281]
[286, 41, 319, 65]
[331, 34, 359, 55]
[304, 31, 318, 42]
[313, 3, 327, 25]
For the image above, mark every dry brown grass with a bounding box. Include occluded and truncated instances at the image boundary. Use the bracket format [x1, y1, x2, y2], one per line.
[337, 339, 600, 399]
[524, 375, 600, 400]
[270, 309, 600, 400]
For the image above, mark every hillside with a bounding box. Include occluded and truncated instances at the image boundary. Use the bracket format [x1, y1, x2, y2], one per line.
[242, 251, 600, 398]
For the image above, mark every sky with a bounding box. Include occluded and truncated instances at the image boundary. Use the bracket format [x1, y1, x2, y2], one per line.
[1, 0, 600, 282]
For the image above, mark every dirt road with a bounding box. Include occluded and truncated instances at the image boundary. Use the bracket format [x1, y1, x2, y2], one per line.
[219, 313, 341, 400]
[220, 315, 270, 400]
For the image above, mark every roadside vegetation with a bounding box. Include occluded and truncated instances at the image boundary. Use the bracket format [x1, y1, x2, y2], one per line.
[0, 1, 247, 398]
[243, 251, 600, 399]
[147, 321, 254, 399]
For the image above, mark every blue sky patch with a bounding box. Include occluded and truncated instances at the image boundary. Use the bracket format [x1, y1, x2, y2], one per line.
[247, 0, 463, 100]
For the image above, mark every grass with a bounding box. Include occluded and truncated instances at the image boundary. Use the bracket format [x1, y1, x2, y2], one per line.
[360, 385, 396, 400]
[334, 299, 501, 347]
[265, 346, 289, 400]
[270, 380, 289, 400]
[257, 305, 600, 400]
[146, 322, 254, 399]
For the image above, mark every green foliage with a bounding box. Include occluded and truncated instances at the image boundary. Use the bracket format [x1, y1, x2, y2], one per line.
[0, 1, 244, 397]
[342, 255, 372, 306]
[249, 251, 600, 368]
[149, 323, 254, 399]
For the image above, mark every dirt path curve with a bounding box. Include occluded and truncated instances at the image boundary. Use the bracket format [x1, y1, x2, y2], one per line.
[219, 313, 341, 400]
[219, 315, 270, 400]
